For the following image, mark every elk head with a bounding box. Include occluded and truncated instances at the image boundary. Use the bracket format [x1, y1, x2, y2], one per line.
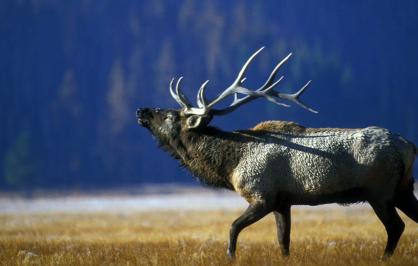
[137, 47, 317, 140]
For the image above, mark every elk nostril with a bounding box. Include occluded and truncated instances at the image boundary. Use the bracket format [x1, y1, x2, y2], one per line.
[137, 108, 148, 117]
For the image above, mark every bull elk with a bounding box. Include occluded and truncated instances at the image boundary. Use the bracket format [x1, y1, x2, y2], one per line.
[137, 47, 417, 259]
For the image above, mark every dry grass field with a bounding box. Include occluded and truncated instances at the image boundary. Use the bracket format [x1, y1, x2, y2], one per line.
[0, 206, 417, 266]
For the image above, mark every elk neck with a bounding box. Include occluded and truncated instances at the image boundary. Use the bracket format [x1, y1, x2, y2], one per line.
[168, 126, 247, 190]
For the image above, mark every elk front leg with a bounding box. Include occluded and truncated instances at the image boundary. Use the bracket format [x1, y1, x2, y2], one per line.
[227, 201, 271, 258]
[274, 205, 291, 257]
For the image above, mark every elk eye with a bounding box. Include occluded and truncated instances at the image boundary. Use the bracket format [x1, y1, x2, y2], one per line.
[165, 113, 173, 120]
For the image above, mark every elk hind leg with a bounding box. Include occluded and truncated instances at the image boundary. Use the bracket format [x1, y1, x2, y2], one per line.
[274, 205, 291, 257]
[395, 178, 418, 223]
[369, 200, 405, 259]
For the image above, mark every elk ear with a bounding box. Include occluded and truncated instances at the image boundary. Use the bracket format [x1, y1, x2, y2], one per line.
[186, 115, 204, 129]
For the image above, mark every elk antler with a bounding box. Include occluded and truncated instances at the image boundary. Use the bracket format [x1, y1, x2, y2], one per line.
[169, 47, 318, 116]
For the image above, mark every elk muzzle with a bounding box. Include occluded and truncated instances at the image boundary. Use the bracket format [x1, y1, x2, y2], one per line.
[137, 108, 152, 127]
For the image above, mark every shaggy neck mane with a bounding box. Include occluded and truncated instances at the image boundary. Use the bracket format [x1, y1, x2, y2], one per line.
[161, 126, 246, 190]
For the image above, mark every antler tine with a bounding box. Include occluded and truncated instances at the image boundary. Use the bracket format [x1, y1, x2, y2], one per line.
[258, 53, 292, 92]
[175, 77, 192, 108]
[196, 80, 209, 109]
[169, 77, 186, 108]
[276, 80, 318, 113]
[207, 46, 265, 108]
[234, 46, 265, 87]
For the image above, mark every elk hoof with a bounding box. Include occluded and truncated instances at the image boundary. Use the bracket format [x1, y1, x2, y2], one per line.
[381, 252, 393, 261]
[227, 249, 235, 260]
[281, 249, 290, 257]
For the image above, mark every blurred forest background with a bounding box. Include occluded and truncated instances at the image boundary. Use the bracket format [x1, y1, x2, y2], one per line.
[1, 0, 417, 190]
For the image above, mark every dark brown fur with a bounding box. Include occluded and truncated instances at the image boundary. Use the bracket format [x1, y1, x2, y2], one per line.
[178, 127, 242, 189]
[139, 108, 249, 189]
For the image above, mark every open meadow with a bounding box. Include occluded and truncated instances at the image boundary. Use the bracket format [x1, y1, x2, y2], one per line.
[0, 190, 417, 266]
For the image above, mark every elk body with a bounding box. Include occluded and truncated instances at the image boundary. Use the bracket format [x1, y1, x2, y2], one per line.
[137, 47, 418, 259]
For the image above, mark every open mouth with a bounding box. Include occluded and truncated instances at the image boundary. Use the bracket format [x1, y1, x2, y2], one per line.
[138, 118, 149, 127]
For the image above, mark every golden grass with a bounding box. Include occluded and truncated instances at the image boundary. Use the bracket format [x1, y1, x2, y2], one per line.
[0, 207, 417, 265]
